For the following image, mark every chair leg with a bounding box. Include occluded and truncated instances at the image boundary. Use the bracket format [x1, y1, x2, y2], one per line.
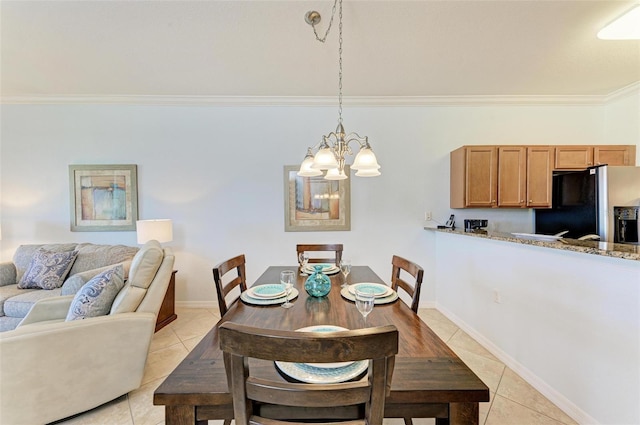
[223, 420, 232, 425]
[404, 418, 414, 425]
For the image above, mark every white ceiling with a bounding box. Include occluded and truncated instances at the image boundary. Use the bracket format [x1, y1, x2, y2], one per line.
[1, 0, 639, 101]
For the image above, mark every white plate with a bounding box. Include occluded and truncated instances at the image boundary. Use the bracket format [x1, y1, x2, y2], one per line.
[275, 360, 368, 384]
[304, 264, 340, 274]
[511, 232, 563, 242]
[340, 287, 398, 305]
[295, 325, 354, 369]
[348, 282, 392, 298]
[240, 288, 299, 306]
[248, 284, 286, 299]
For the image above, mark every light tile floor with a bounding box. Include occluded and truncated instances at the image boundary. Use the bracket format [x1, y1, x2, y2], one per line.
[53, 307, 578, 425]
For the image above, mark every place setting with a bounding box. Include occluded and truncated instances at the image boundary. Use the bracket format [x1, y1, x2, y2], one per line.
[274, 325, 369, 384]
[340, 282, 398, 305]
[240, 270, 299, 307]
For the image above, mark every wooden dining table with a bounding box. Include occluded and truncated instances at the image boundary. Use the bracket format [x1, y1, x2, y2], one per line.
[154, 266, 490, 424]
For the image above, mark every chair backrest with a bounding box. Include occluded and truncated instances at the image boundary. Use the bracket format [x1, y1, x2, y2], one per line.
[219, 322, 398, 425]
[391, 255, 424, 313]
[212, 254, 247, 316]
[296, 244, 343, 266]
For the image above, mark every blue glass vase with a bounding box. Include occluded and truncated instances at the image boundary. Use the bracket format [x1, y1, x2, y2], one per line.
[304, 265, 332, 297]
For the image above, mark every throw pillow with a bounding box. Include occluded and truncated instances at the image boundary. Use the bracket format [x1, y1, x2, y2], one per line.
[17, 249, 79, 290]
[65, 265, 125, 321]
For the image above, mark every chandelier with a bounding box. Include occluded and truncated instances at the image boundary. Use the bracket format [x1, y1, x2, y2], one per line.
[298, 0, 381, 180]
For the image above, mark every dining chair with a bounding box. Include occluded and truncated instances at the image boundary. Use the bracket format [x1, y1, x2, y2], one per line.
[391, 255, 424, 314]
[219, 322, 398, 425]
[390, 255, 424, 425]
[212, 254, 247, 317]
[296, 244, 343, 266]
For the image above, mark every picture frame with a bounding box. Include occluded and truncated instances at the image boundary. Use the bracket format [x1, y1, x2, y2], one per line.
[69, 164, 138, 232]
[284, 165, 351, 232]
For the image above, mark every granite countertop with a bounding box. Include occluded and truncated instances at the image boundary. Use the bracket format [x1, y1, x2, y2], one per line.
[424, 226, 640, 261]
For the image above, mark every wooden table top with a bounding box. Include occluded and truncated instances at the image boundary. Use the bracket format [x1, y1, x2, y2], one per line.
[154, 266, 489, 411]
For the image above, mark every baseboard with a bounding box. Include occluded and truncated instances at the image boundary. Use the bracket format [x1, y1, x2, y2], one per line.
[176, 300, 218, 309]
[435, 303, 599, 425]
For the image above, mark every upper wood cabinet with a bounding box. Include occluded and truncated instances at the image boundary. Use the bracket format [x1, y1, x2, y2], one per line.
[555, 145, 636, 169]
[450, 146, 497, 208]
[496, 146, 554, 208]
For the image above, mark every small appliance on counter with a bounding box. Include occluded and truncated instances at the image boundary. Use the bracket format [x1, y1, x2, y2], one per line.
[464, 219, 488, 234]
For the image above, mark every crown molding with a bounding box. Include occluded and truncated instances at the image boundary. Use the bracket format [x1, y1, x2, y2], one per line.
[1, 87, 637, 107]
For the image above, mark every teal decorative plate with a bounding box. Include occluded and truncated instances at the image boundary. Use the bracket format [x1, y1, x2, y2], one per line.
[348, 282, 392, 298]
[241, 288, 299, 306]
[275, 359, 368, 384]
[340, 287, 398, 305]
[304, 264, 340, 275]
[249, 284, 286, 299]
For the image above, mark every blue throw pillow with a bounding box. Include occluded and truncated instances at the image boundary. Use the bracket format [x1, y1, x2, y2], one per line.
[17, 249, 78, 290]
[65, 265, 124, 321]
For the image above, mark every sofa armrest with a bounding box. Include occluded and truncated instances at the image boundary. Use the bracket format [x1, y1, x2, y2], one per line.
[0, 262, 17, 287]
[18, 295, 75, 327]
[0, 313, 156, 425]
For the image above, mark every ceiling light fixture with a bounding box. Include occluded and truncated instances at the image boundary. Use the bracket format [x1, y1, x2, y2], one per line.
[298, 0, 381, 181]
[597, 5, 640, 40]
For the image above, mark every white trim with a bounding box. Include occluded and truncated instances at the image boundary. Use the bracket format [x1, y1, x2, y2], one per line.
[435, 303, 600, 425]
[176, 300, 218, 310]
[0, 91, 631, 107]
[605, 81, 640, 102]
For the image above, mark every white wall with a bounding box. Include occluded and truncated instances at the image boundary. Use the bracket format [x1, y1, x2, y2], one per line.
[0, 98, 635, 308]
[434, 231, 640, 425]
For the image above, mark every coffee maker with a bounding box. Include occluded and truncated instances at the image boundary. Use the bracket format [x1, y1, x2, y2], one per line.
[613, 206, 639, 245]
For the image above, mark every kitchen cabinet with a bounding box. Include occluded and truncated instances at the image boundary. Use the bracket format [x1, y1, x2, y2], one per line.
[450, 146, 497, 208]
[554, 145, 636, 169]
[497, 146, 553, 208]
[452, 145, 554, 209]
[526, 146, 554, 208]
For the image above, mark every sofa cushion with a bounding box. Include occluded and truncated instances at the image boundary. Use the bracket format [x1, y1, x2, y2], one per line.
[3, 287, 63, 318]
[17, 249, 79, 290]
[69, 243, 138, 277]
[65, 265, 125, 321]
[128, 240, 163, 290]
[61, 261, 132, 296]
[12, 244, 78, 283]
[0, 285, 38, 317]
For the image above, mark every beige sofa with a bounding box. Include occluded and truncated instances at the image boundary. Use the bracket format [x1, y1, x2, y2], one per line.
[0, 240, 175, 425]
[0, 242, 140, 331]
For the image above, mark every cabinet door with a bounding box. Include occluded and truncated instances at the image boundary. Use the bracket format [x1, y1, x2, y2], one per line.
[527, 147, 554, 208]
[498, 146, 526, 207]
[594, 146, 636, 166]
[466, 146, 498, 207]
[555, 146, 593, 169]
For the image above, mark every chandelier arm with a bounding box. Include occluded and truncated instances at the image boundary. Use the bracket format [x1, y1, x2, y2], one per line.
[344, 133, 369, 147]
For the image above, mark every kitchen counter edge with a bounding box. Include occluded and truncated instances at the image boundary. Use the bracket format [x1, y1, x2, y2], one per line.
[424, 227, 640, 261]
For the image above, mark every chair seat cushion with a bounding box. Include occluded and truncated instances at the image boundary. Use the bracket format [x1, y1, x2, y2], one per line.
[66, 265, 125, 321]
[18, 249, 79, 290]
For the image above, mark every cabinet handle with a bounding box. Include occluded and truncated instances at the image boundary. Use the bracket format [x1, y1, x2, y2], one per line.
[529, 200, 533, 202]
[520, 200, 524, 203]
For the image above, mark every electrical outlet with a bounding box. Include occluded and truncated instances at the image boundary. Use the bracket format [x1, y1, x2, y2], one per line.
[493, 289, 501, 304]
[425, 211, 432, 221]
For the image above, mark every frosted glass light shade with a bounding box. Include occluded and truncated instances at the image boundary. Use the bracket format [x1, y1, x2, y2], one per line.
[325, 168, 348, 180]
[598, 5, 640, 39]
[298, 155, 323, 177]
[355, 168, 381, 177]
[137, 219, 173, 244]
[311, 147, 339, 170]
[352, 147, 381, 170]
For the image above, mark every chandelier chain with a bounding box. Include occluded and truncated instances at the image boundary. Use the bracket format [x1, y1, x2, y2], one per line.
[338, 0, 343, 124]
[310, 0, 339, 43]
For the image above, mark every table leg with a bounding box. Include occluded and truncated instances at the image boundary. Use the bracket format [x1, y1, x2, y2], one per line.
[166, 405, 199, 425]
[449, 402, 479, 425]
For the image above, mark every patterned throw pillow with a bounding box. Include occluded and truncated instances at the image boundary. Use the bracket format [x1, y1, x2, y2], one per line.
[17, 249, 79, 290]
[65, 265, 125, 321]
